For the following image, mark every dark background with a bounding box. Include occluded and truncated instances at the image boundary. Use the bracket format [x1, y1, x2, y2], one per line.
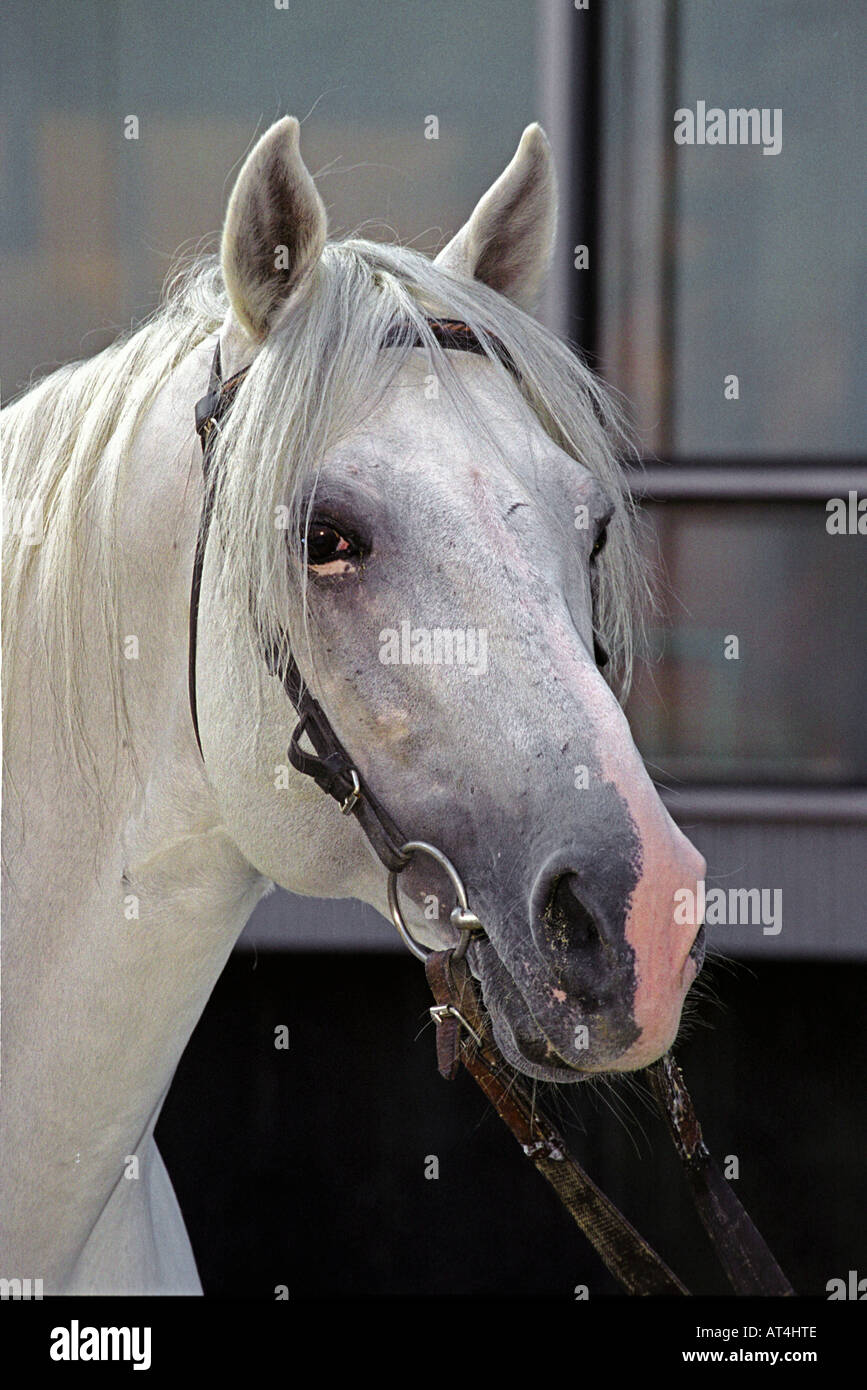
[156, 953, 865, 1297]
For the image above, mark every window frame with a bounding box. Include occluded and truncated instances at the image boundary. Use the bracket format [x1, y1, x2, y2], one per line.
[539, 0, 867, 805]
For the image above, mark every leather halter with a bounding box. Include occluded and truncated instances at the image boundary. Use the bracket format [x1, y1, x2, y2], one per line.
[188, 320, 517, 873]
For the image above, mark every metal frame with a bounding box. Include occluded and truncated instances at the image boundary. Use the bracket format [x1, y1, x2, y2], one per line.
[596, 0, 677, 451]
[661, 787, 867, 824]
[632, 462, 867, 502]
[537, 0, 601, 349]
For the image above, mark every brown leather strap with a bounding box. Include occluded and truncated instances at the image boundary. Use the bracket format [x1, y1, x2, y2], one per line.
[648, 1054, 794, 1296]
[188, 348, 249, 762]
[425, 948, 796, 1297]
[425, 950, 688, 1296]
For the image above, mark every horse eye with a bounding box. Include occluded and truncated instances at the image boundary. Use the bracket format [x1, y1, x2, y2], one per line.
[303, 523, 356, 567]
[590, 525, 608, 561]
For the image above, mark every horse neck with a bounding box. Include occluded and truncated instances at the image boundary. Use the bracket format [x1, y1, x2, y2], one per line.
[1, 340, 270, 1282]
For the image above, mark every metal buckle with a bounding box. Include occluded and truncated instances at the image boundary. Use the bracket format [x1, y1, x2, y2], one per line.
[340, 769, 362, 815]
[386, 840, 486, 963]
[429, 1003, 483, 1049]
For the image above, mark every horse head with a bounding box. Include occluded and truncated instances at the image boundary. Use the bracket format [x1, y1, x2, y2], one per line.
[195, 117, 706, 1079]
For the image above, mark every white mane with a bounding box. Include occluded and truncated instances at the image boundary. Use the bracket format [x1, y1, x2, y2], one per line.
[2, 242, 647, 789]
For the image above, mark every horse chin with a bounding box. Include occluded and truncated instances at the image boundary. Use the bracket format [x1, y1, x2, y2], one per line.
[469, 935, 696, 1082]
[485, 1018, 592, 1085]
[485, 1001, 682, 1083]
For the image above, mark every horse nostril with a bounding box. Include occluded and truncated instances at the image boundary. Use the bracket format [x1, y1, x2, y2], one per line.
[543, 873, 606, 954]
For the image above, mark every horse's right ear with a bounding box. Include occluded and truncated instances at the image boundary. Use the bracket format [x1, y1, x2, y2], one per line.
[221, 117, 327, 342]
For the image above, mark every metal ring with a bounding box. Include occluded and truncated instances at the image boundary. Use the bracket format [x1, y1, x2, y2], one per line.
[386, 840, 486, 963]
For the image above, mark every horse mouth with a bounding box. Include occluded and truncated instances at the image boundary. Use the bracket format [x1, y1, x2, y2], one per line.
[488, 1008, 595, 1083]
[467, 938, 607, 1083]
[467, 922, 703, 1082]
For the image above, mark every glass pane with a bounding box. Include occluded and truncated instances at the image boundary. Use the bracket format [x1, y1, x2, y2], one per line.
[626, 502, 867, 782]
[672, 0, 866, 457]
[599, 0, 866, 458]
[0, 0, 538, 394]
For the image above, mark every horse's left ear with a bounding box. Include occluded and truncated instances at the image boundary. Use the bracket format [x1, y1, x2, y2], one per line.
[434, 124, 557, 312]
[221, 116, 327, 342]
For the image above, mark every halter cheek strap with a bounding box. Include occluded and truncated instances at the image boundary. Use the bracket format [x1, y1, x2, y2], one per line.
[188, 322, 514, 874]
[187, 342, 246, 761]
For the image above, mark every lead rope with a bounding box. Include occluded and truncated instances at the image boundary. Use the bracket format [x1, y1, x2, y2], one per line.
[648, 1054, 794, 1296]
[425, 949, 688, 1296]
[424, 947, 794, 1297]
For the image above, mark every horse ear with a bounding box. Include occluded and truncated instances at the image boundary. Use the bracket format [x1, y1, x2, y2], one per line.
[221, 117, 327, 342]
[434, 124, 557, 312]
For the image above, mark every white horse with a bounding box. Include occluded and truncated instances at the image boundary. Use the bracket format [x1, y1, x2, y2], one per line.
[1, 118, 705, 1294]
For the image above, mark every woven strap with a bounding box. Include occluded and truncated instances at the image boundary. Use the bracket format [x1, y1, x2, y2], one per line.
[425, 949, 796, 1297]
[425, 950, 688, 1295]
[648, 1055, 794, 1296]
